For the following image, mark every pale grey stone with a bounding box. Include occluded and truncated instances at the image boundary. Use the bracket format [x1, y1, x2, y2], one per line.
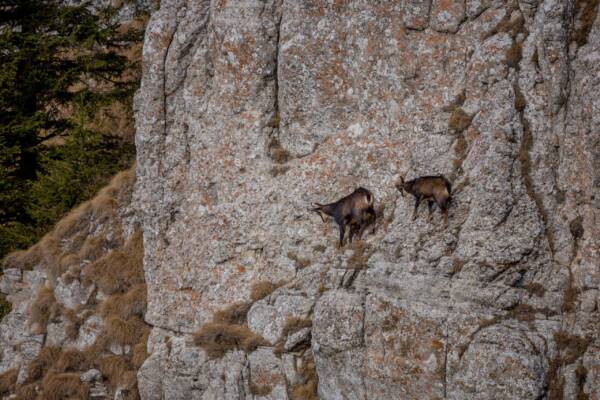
[284, 327, 311, 352]
[80, 369, 102, 383]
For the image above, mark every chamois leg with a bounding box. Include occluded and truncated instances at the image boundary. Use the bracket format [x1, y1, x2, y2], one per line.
[427, 200, 435, 221]
[338, 223, 346, 248]
[348, 222, 357, 243]
[367, 206, 376, 234]
[436, 196, 449, 226]
[412, 196, 422, 220]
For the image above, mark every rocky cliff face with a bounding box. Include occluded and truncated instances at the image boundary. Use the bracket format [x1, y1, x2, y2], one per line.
[2, 0, 599, 399]
[134, 0, 600, 398]
[133, 0, 600, 399]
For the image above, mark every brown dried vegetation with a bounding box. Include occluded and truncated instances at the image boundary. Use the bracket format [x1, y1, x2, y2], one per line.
[213, 301, 252, 325]
[29, 286, 61, 334]
[193, 322, 268, 359]
[548, 331, 591, 399]
[84, 230, 144, 295]
[268, 137, 290, 164]
[448, 108, 473, 133]
[287, 251, 312, 269]
[505, 41, 523, 69]
[524, 282, 545, 297]
[290, 357, 319, 400]
[104, 316, 148, 347]
[42, 372, 89, 400]
[346, 240, 372, 269]
[573, 0, 600, 47]
[0, 369, 17, 395]
[250, 382, 273, 396]
[250, 280, 282, 302]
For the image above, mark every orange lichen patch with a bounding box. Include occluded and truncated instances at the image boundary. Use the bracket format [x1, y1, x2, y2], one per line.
[315, 58, 349, 99]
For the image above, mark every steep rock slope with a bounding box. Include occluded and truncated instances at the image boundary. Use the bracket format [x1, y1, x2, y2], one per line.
[0, 169, 151, 399]
[134, 0, 600, 399]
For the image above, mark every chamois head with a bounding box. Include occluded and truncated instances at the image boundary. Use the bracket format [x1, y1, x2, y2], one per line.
[310, 203, 328, 222]
[395, 176, 406, 197]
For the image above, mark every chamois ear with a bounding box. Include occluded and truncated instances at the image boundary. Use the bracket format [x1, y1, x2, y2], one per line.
[395, 176, 405, 197]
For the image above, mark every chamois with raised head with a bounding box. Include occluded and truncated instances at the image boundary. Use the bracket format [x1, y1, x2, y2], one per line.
[395, 175, 452, 223]
[311, 187, 376, 247]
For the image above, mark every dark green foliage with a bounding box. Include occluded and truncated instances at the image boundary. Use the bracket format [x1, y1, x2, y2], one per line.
[0, 293, 11, 320]
[0, 0, 141, 259]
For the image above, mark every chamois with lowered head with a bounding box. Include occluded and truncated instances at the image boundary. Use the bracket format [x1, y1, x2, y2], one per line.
[395, 175, 452, 223]
[311, 187, 376, 247]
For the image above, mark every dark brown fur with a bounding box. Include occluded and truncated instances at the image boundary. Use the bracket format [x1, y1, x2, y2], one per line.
[311, 187, 376, 247]
[396, 176, 452, 223]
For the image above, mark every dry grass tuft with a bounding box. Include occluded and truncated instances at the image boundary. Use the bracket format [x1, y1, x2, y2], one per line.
[268, 137, 290, 164]
[104, 316, 148, 347]
[42, 372, 89, 400]
[63, 308, 83, 340]
[193, 322, 268, 359]
[132, 331, 150, 369]
[524, 282, 545, 297]
[569, 216, 584, 239]
[547, 331, 592, 398]
[0, 368, 18, 395]
[99, 355, 132, 388]
[573, 0, 600, 47]
[53, 202, 92, 240]
[508, 303, 537, 323]
[281, 317, 312, 341]
[554, 331, 591, 365]
[270, 165, 290, 177]
[448, 108, 473, 133]
[347, 241, 371, 269]
[213, 302, 252, 325]
[452, 258, 466, 275]
[514, 84, 526, 111]
[27, 346, 61, 382]
[287, 252, 312, 269]
[2, 245, 42, 270]
[100, 284, 147, 320]
[290, 358, 319, 400]
[250, 281, 282, 302]
[84, 230, 144, 295]
[505, 41, 522, 69]
[562, 284, 580, 313]
[78, 235, 110, 263]
[14, 383, 37, 400]
[54, 349, 93, 373]
[29, 286, 61, 334]
[250, 383, 273, 396]
[274, 317, 312, 355]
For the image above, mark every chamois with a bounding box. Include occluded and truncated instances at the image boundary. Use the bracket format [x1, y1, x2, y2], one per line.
[311, 187, 376, 247]
[395, 175, 452, 223]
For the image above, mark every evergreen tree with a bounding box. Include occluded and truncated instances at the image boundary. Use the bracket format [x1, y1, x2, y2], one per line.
[0, 0, 141, 258]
